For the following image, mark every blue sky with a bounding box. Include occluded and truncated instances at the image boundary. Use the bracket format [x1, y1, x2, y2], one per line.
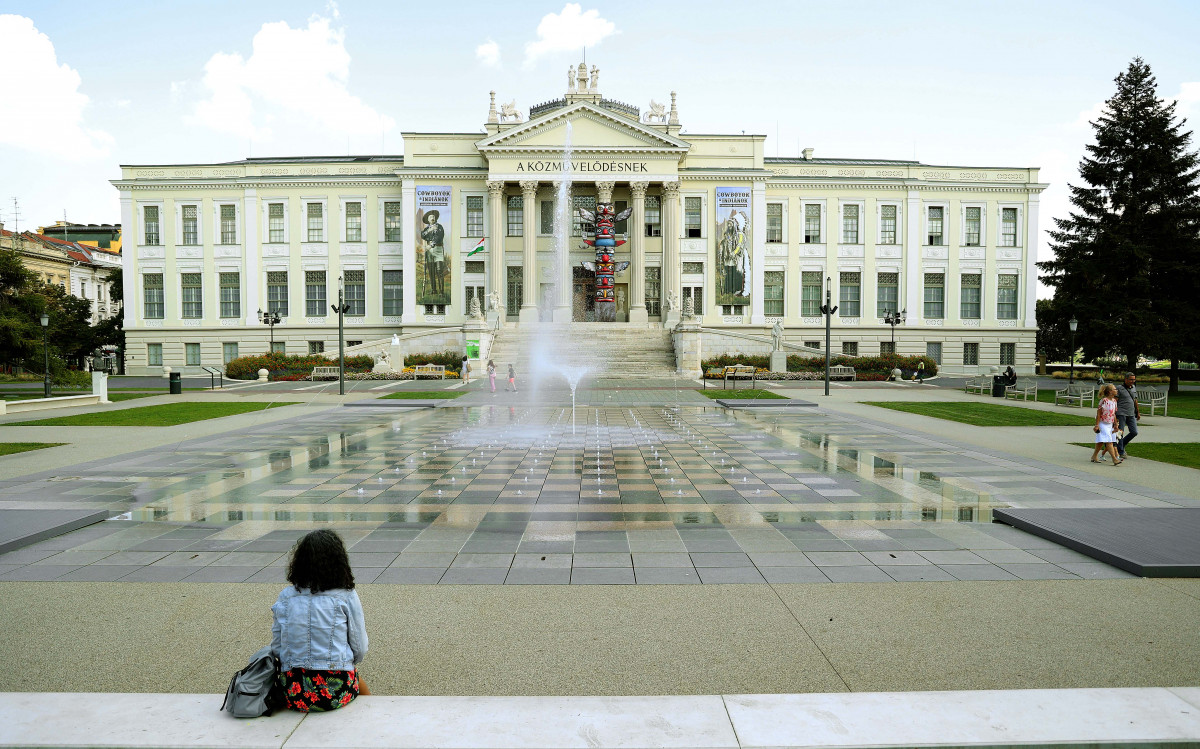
[2, 0, 1198, 289]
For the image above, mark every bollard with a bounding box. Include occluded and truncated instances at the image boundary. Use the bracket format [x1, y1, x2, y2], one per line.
[258, 368, 269, 382]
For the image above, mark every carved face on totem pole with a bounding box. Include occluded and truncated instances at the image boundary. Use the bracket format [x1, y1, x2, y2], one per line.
[578, 202, 632, 322]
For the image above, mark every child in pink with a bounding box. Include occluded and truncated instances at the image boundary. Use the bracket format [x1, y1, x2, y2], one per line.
[1090, 383, 1122, 465]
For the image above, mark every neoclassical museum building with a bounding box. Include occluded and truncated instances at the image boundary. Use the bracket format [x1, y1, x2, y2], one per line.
[113, 64, 1043, 375]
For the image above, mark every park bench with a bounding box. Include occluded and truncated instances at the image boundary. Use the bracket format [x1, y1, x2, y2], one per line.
[1004, 381, 1038, 401]
[413, 364, 446, 380]
[1137, 387, 1168, 416]
[309, 366, 340, 380]
[829, 365, 856, 380]
[964, 377, 990, 395]
[704, 364, 757, 390]
[1054, 383, 1095, 408]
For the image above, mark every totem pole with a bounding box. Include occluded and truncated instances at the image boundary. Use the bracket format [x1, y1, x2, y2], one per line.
[577, 203, 632, 322]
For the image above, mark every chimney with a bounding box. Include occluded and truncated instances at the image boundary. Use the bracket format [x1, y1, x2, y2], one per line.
[802, 148, 814, 161]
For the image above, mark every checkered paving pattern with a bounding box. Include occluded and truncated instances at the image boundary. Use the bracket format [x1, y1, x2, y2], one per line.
[2, 405, 1192, 584]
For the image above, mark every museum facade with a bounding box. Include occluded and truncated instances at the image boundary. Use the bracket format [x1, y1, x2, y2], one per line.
[113, 64, 1044, 375]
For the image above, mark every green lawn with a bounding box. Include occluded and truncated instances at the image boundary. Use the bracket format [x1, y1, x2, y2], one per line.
[698, 388, 787, 400]
[1072, 442, 1200, 470]
[867, 401, 1095, 427]
[0, 442, 66, 456]
[380, 390, 465, 400]
[1, 391, 155, 402]
[969, 387, 1200, 421]
[7, 402, 299, 427]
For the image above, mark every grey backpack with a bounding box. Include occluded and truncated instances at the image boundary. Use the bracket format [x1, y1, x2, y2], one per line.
[221, 646, 283, 718]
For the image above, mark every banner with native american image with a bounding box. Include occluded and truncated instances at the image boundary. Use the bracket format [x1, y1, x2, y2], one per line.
[715, 186, 751, 306]
[416, 186, 452, 306]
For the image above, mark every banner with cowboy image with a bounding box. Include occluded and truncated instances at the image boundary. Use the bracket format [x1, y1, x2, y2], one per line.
[416, 186, 452, 306]
[715, 186, 751, 306]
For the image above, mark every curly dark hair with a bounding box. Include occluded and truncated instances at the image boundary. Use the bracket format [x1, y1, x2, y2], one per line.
[287, 529, 355, 593]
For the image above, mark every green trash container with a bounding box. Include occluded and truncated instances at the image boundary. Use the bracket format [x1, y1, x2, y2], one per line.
[169, 371, 182, 395]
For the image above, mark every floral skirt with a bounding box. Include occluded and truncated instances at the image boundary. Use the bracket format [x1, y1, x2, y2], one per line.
[278, 668, 359, 712]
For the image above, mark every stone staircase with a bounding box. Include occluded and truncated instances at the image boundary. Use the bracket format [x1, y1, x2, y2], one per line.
[485, 323, 678, 379]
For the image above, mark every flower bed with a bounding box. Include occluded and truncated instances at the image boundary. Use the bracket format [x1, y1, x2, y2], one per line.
[225, 352, 374, 380]
[701, 353, 937, 381]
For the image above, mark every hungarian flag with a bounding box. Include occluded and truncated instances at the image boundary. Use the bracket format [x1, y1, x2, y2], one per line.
[466, 238, 486, 256]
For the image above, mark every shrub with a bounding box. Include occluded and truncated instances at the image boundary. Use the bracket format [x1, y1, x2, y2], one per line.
[704, 353, 938, 379]
[403, 351, 463, 369]
[224, 352, 374, 380]
[52, 370, 93, 388]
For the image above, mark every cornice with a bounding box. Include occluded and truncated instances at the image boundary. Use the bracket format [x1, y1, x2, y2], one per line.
[767, 179, 1043, 193]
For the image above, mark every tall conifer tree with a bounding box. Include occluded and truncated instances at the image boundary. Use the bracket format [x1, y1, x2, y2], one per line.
[1040, 58, 1200, 391]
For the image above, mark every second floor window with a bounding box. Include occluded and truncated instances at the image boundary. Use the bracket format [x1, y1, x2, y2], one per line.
[540, 200, 555, 235]
[182, 205, 198, 245]
[220, 204, 237, 244]
[804, 204, 821, 243]
[345, 202, 362, 242]
[143, 273, 164, 319]
[307, 203, 323, 242]
[1001, 207, 1018, 246]
[466, 196, 484, 237]
[384, 202, 402, 242]
[685, 197, 702, 238]
[839, 272, 861, 317]
[877, 272, 898, 317]
[507, 195, 523, 236]
[801, 271, 822, 316]
[382, 270, 403, 316]
[645, 196, 661, 237]
[644, 266, 661, 316]
[997, 274, 1019, 319]
[879, 205, 897, 244]
[964, 206, 981, 246]
[961, 274, 982, 319]
[267, 271, 288, 316]
[763, 270, 784, 316]
[344, 270, 365, 316]
[927, 207, 944, 246]
[268, 203, 285, 243]
[144, 206, 160, 245]
[181, 273, 202, 319]
[572, 196, 596, 237]
[766, 203, 783, 243]
[923, 272, 945, 319]
[842, 205, 860, 244]
[219, 272, 240, 318]
[305, 270, 326, 316]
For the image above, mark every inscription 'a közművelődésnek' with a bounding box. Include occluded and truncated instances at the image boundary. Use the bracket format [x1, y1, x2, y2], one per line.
[515, 161, 649, 173]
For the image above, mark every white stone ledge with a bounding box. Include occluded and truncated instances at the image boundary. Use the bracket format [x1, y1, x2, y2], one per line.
[1, 688, 1198, 749]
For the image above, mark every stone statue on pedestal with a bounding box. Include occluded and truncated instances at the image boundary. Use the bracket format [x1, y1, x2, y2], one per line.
[772, 320, 784, 351]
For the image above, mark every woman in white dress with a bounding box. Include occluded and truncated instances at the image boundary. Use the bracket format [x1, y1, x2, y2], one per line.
[1090, 384, 1122, 465]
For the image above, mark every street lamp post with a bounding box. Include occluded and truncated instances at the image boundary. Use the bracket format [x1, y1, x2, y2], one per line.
[819, 276, 838, 397]
[40, 312, 50, 398]
[884, 308, 907, 347]
[1068, 317, 1079, 385]
[257, 308, 282, 350]
[331, 275, 349, 396]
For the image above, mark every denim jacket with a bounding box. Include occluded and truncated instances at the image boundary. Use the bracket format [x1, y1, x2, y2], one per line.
[271, 586, 368, 672]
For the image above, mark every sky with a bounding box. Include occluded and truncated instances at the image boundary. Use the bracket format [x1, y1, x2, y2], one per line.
[2, 0, 1198, 296]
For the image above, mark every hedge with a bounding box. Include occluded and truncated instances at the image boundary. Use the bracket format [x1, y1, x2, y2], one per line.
[403, 351, 463, 369]
[225, 352, 374, 380]
[701, 353, 938, 379]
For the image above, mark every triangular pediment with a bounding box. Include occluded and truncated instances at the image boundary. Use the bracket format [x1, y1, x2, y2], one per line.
[477, 102, 688, 154]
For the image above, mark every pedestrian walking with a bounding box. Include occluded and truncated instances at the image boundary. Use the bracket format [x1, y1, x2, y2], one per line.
[1114, 372, 1140, 459]
[487, 360, 496, 394]
[916, 360, 925, 384]
[461, 355, 470, 385]
[507, 363, 517, 392]
[1090, 384, 1122, 466]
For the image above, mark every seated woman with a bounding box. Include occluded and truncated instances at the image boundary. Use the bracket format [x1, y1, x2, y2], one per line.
[271, 529, 370, 712]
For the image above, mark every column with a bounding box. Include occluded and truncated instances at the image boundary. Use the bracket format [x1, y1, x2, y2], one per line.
[401, 179, 417, 322]
[662, 181, 681, 325]
[905, 189, 921, 331]
[552, 180, 574, 322]
[243, 188, 260, 327]
[1023, 193, 1039, 326]
[519, 180, 539, 322]
[486, 181, 505, 319]
[628, 182, 648, 323]
[120, 192, 136, 329]
[596, 181, 614, 204]
[749, 180, 767, 325]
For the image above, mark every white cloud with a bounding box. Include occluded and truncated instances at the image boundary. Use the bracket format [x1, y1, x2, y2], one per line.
[523, 4, 615, 69]
[191, 14, 395, 142]
[0, 15, 113, 159]
[476, 39, 501, 68]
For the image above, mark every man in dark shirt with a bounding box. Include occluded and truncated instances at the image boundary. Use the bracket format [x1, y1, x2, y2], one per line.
[1114, 372, 1140, 459]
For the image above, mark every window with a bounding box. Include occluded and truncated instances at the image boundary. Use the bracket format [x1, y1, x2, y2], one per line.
[182, 205, 198, 245]
[220, 204, 237, 244]
[997, 274, 1019, 319]
[506, 195, 523, 236]
[466, 196, 484, 238]
[645, 266, 661, 316]
[271, 341, 286, 354]
[219, 272, 240, 318]
[1001, 207, 1018, 247]
[181, 273, 202, 319]
[961, 274, 982, 319]
[464, 260, 485, 274]
[842, 205, 860, 244]
[839, 272, 860, 317]
[147, 343, 162, 366]
[506, 266, 522, 317]
[721, 304, 744, 316]
[80, 281, 87, 298]
[764, 270, 784, 316]
[384, 202, 402, 242]
[926, 342, 942, 365]
[464, 285, 485, 314]
[801, 271, 823, 317]
[344, 270, 365, 316]
[539, 200, 554, 235]
[877, 272, 899, 317]
[305, 270, 326, 317]
[682, 262, 704, 275]
[306, 203, 323, 242]
[963, 342, 979, 366]
[308, 341, 325, 355]
[923, 272, 944, 319]
[424, 304, 445, 315]
[805, 341, 821, 350]
[143, 273, 164, 319]
[185, 343, 201, 366]
[268, 203, 285, 243]
[267, 271, 288, 316]
[879, 205, 897, 244]
[880, 341, 896, 355]
[682, 285, 703, 315]
[345, 202, 362, 242]
[572, 195, 596, 237]
[644, 196, 661, 237]
[614, 200, 628, 234]
[346, 340, 362, 348]
[804, 204, 821, 243]
[964, 206, 981, 246]
[842, 342, 858, 356]
[766, 203, 783, 243]
[144, 206, 160, 245]
[927, 206, 943, 246]
[382, 270, 403, 316]
[1000, 342, 1016, 366]
[685, 197, 702, 238]
[223, 342, 239, 364]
